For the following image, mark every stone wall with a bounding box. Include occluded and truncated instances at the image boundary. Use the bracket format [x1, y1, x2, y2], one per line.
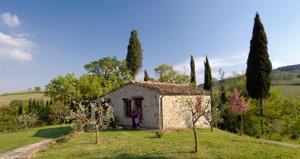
[105, 84, 160, 128]
[162, 95, 211, 130]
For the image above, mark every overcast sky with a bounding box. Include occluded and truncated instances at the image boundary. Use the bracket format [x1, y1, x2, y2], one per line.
[0, 0, 299, 93]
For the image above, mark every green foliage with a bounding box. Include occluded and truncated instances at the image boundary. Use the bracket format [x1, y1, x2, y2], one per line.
[50, 102, 69, 124]
[243, 106, 261, 137]
[190, 55, 196, 87]
[154, 130, 164, 138]
[204, 55, 212, 91]
[126, 30, 143, 78]
[263, 91, 284, 139]
[280, 97, 300, 135]
[290, 117, 300, 136]
[216, 73, 300, 138]
[226, 74, 248, 97]
[84, 56, 131, 82]
[34, 87, 41, 91]
[77, 74, 104, 101]
[28, 98, 51, 123]
[154, 64, 189, 84]
[245, 91, 300, 138]
[144, 69, 150, 81]
[16, 113, 39, 129]
[46, 58, 129, 103]
[246, 13, 272, 99]
[45, 73, 78, 104]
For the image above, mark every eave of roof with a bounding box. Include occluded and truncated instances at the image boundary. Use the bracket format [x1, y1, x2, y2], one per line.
[104, 80, 209, 96]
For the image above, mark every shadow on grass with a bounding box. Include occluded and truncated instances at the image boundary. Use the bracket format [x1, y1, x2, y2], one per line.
[101, 153, 168, 159]
[33, 126, 72, 138]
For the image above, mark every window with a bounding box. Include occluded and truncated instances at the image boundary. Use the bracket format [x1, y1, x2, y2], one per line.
[123, 98, 131, 117]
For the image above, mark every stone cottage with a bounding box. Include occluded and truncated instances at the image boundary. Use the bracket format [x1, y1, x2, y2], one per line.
[102, 81, 211, 130]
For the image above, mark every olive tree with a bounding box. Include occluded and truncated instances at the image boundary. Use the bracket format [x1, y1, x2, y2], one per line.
[177, 95, 211, 152]
[66, 98, 113, 144]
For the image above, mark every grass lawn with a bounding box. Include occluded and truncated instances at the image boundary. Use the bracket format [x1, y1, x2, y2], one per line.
[34, 129, 300, 159]
[270, 133, 300, 145]
[0, 125, 71, 153]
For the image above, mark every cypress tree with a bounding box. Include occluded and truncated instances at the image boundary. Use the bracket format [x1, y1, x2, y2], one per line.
[190, 55, 196, 87]
[126, 30, 143, 79]
[144, 69, 150, 81]
[203, 55, 212, 92]
[246, 13, 272, 135]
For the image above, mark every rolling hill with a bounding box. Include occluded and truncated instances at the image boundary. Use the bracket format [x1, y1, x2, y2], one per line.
[200, 64, 300, 99]
[273, 64, 300, 73]
[0, 91, 49, 107]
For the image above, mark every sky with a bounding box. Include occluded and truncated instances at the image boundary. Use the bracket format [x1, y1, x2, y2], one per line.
[0, 0, 299, 93]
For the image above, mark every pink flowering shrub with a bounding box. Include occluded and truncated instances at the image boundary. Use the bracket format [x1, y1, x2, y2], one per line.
[226, 90, 249, 115]
[226, 89, 250, 135]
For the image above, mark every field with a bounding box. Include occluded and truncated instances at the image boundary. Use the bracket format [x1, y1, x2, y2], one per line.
[271, 85, 300, 99]
[33, 129, 300, 159]
[271, 77, 300, 99]
[0, 91, 49, 107]
[0, 125, 71, 153]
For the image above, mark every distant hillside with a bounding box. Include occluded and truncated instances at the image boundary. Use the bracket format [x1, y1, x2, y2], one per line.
[199, 64, 300, 99]
[273, 64, 300, 72]
[0, 90, 49, 107]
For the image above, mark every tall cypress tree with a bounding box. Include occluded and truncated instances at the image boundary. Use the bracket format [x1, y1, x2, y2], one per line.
[144, 69, 150, 81]
[190, 55, 196, 87]
[246, 13, 272, 135]
[203, 55, 212, 92]
[126, 30, 143, 79]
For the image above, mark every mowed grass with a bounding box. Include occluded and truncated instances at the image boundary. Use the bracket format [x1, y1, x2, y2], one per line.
[34, 129, 300, 159]
[0, 92, 49, 107]
[271, 85, 300, 99]
[0, 125, 71, 153]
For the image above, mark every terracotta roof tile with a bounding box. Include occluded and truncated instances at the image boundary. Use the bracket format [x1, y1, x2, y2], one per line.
[131, 81, 208, 95]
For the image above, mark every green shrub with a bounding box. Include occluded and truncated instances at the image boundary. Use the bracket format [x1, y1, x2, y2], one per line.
[0, 115, 19, 131]
[154, 131, 164, 138]
[83, 123, 95, 132]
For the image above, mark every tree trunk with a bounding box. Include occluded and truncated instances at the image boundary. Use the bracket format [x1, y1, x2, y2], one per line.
[240, 114, 244, 136]
[259, 98, 264, 137]
[192, 122, 198, 153]
[210, 121, 213, 132]
[95, 124, 99, 144]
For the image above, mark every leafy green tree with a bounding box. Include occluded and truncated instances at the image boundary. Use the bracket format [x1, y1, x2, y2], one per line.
[246, 13, 272, 135]
[204, 55, 212, 92]
[154, 64, 189, 84]
[45, 73, 79, 104]
[126, 30, 143, 78]
[34, 87, 41, 91]
[190, 55, 196, 87]
[281, 97, 300, 135]
[144, 69, 150, 81]
[77, 74, 104, 101]
[50, 102, 69, 125]
[84, 56, 131, 80]
[263, 90, 284, 139]
[84, 56, 131, 90]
